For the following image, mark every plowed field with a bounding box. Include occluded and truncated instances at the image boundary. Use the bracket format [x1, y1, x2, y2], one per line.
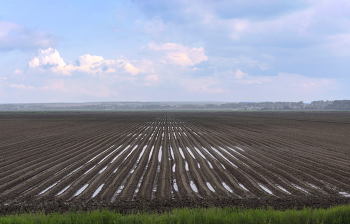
[1, 111, 350, 214]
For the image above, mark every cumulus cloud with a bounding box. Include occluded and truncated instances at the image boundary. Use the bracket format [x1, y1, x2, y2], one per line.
[0, 21, 56, 51]
[9, 83, 36, 90]
[28, 48, 142, 76]
[14, 69, 23, 74]
[235, 69, 248, 79]
[148, 41, 208, 66]
[124, 63, 140, 75]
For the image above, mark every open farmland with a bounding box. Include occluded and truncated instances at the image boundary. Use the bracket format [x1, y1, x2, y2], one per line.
[1, 111, 350, 213]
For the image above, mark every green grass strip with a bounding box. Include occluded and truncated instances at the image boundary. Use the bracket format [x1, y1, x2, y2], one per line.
[1, 205, 350, 224]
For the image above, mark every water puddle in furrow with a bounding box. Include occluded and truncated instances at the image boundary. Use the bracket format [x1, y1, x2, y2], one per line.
[186, 147, 195, 159]
[113, 145, 138, 173]
[172, 164, 176, 172]
[152, 146, 163, 199]
[339, 192, 350, 197]
[236, 146, 245, 151]
[98, 166, 107, 174]
[91, 184, 104, 198]
[110, 145, 130, 163]
[73, 184, 89, 197]
[158, 146, 162, 163]
[222, 182, 233, 193]
[185, 162, 189, 171]
[84, 165, 96, 175]
[56, 184, 71, 196]
[239, 183, 249, 191]
[38, 182, 59, 195]
[258, 183, 274, 195]
[227, 147, 260, 166]
[197, 163, 200, 169]
[173, 179, 178, 192]
[207, 182, 215, 192]
[170, 147, 175, 160]
[202, 147, 226, 169]
[111, 186, 124, 202]
[292, 183, 308, 193]
[96, 145, 117, 164]
[178, 148, 185, 159]
[53, 161, 78, 176]
[211, 147, 238, 168]
[194, 147, 213, 169]
[276, 185, 291, 194]
[190, 181, 198, 193]
[133, 146, 153, 198]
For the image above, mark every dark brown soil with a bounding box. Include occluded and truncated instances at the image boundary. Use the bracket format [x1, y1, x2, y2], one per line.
[1, 111, 350, 214]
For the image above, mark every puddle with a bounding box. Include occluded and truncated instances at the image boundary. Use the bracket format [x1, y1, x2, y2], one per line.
[158, 146, 162, 163]
[92, 184, 104, 198]
[172, 164, 176, 172]
[148, 146, 154, 162]
[170, 147, 175, 160]
[67, 165, 84, 176]
[110, 146, 129, 163]
[211, 147, 237, 168]
[113, 167, 119, 173]
[339, 192, 350, 197]
[88, 147, 112, 163]
[111, 185, 124, 202]
[222, 182, 233, 193]
[173, 179, 178, 192]
[136, 145, 147, 164]
[206, 182, 215, 192]
[239, 183, 249, 191]
[98, 145, 117, 164]
[190, 181, 198, 193]
[185, 162, 189, 171]
[56, 184, 71, 196]
[292, 183, 308, 193]
[98, 166, 108, 174]
[74, 184, 89, 196]
[38, 182, 59, 195]
[258, 183, 273, 195]
[84, 165, 96, 175]
[186, 147, 195, 159]
[194, 147, 206, 158]
[207, 161, 213, 169]
[236, 146, 245, 151]
[227, 147, 260, 166]
[197, 163, 200, 168]
[276, 185, 291, 194]
[178, 148, 185, 159]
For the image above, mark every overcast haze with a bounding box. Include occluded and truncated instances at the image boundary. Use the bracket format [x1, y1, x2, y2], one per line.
[0, 0, 349, 103]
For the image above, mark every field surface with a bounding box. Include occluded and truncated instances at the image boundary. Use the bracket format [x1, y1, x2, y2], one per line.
[1, 111, 350, 213]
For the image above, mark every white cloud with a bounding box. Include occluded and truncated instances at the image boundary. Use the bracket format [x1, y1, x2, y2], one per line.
[0, 21, 56, 51]
[124, 63, 140, 75]
[14, 69, 23, 74]
[28, 48, 145, 76]
[235, 69, 248, 79]
[9, 83, 36, 90]
[148, 41, 208, 66]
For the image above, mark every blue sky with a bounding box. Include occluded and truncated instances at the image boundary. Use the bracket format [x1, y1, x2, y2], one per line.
[0, 0, 349, 103]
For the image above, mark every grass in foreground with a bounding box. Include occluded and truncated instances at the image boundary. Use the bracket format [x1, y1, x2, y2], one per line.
[1, 205, 350, 224]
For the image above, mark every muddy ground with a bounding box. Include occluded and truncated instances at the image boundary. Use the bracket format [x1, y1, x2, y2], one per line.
[0, 111, 350, 214]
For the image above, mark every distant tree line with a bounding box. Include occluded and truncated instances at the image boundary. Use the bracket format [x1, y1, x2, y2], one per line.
[1, 100, 350, 111]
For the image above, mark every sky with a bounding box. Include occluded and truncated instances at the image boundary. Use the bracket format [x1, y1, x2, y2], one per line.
[0, 0, 349, 103]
